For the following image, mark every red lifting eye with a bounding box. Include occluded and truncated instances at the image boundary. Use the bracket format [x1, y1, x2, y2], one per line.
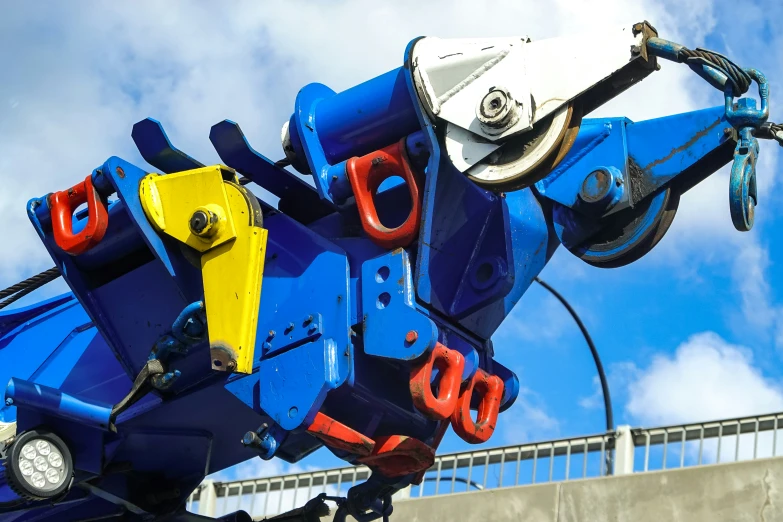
[410, 342, 465, 421]
[451, 369, 505, 444]
[346, 138, 422, 249]
[49, 175, 109, 256]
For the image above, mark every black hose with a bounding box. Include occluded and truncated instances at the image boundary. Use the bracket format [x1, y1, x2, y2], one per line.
[534, 277, 614, 433]
[0, 267, 61, 310]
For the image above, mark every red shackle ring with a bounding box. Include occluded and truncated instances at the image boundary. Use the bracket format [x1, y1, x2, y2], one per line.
[49, 175, 109, 256]
[451, 369, 505, 444]
[410, 342, 465, 421]
[346, 138, 422, 249]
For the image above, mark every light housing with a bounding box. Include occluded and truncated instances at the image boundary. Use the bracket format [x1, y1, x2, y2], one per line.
[3, 429, 73, 500]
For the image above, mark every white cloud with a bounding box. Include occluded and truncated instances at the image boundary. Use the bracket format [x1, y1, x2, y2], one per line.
[617, 332, 783, 467]
[500, 387, 560, 445]
[625, 331, 783, 426]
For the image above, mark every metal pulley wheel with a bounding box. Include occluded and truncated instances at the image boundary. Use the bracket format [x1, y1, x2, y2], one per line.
[464, 102, 583, 191]
[566, 186, 680, 268]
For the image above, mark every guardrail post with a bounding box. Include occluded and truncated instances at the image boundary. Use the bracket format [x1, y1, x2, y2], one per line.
[393, 485, 412, 501]
[614, 425, 635, 475]
[198, 480, 218, 517]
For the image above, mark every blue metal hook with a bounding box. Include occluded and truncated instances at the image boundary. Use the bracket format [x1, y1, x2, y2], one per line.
[725, 69, 768, 232]
[729, 127, 759, 232]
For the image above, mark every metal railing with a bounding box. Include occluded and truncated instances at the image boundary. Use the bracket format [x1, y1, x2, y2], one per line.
[188, 411, 783, 519]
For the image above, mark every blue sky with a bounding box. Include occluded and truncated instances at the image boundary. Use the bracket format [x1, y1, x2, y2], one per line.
[1, 0, 783, 481]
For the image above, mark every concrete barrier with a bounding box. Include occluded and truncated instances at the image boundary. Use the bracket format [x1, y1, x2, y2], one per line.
[386, 457, 783, 521]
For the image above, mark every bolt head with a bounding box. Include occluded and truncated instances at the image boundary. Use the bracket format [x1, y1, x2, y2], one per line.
[190, 210, 208, 233]
[189, 208, 219, 237]
[405, 330, 418, 344]
[476, 86, 520, 133]
[5, 398, 12, 406]
[580, 169, 613, 203]
[242, 431, 259, 447]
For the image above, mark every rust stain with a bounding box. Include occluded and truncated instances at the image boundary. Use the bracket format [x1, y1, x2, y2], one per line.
[642, 118, 723, 171]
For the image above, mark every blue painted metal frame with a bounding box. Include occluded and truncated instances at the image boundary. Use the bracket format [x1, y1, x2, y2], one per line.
[361, 249, 437, 361]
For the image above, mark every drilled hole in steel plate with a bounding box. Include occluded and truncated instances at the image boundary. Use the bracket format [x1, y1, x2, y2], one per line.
[475, 262, 495, 284]
[213, 359, 222, 367]
[377, 292, 391, 309]
[376, 266, 390, 283]
[288, 406, 298, 418]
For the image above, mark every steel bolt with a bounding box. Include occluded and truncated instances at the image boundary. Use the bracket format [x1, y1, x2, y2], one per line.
[405, 330, 418, 344]
[4, 398, 12, 406]
[268, 330, 276, 338]
[242, 431, 261, 447]
[189, 208, 219, 237]
[476, 86, 520, 134]
[303, 315, 313, 326]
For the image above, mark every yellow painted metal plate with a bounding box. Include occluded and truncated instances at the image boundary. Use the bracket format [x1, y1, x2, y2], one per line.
[139, 166, 237, 252]
[139, 165, 267, 375]
[202, 182, 266, 374]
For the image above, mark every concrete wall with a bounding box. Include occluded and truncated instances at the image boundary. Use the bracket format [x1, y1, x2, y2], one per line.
[384, 457, 783, 522]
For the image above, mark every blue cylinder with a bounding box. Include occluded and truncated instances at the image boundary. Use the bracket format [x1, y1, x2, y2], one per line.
[310, 67, 420, 164]
[5, 378, 113, 431]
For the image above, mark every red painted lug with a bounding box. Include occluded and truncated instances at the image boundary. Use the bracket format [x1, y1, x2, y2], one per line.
[358, 435, 436, 478]
[451, 369, 504, 444]
[306, 412, 375, 457]
[346, 138, 422, 249]
[49, 175, 109, 256]
[410, 343, 465, 421]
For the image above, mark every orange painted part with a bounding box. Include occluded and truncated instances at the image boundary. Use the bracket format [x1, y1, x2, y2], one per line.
[49, 175, 109, 255]
[451, 369, 505, 444]
[358, 435, 436, 478]
[345, 138, 422, 249]
[306, 412, 375, 457]
[410, 342, 465, 421]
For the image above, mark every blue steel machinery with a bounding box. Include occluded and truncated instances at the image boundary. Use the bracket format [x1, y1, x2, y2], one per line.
[1, 21, 782, 522]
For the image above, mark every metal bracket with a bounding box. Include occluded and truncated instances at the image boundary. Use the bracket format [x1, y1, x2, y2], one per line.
[131, 118, 205, 174]
[139, 165, 268, 374]
[361, 250, 437, 361]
